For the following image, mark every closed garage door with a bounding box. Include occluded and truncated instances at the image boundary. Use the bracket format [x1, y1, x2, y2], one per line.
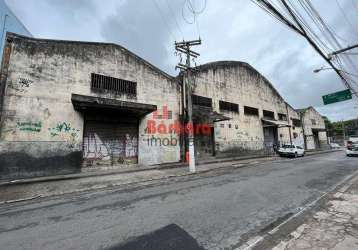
[83, 118, 138, 167]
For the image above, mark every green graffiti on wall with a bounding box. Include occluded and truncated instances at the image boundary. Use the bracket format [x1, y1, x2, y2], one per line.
[17, 121, 42, 132]
[48, 122, 80, 138]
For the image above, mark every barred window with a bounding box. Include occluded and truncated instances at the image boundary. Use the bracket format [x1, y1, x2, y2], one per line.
[219, 100, 239, 113]
[91, 73, 137, 96]
[263, 110, 275, 119]
[278, 113, 287, 121]
[292, 118, 302, 127]
[244, 106, 259, 116]
[192, 95, 212, 108]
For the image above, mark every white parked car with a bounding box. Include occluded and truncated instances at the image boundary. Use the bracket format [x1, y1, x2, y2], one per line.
[346, 142, 358, 156]
[278, 144, 305, 158]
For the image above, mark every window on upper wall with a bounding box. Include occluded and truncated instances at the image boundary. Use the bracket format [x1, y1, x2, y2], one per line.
[263, 110, 275, 119]
[278, 113, 287, 121]
[291, 118, 302, 127]
[311, 119, 316, 125]
[219, 100, 239, 113]
[192, 95, 212, 108]
[244, 106, 259, 116]
[91, 73, 137, 96]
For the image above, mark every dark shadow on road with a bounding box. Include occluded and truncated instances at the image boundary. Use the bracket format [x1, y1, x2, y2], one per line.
[107, 224, 206, 250]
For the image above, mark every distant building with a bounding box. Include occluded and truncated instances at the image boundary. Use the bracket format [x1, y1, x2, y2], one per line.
[298, 107, 328, 150]
[0, 0, 32, 57]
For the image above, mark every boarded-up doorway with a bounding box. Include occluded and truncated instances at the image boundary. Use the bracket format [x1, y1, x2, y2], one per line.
[194, 126, 215, 158]
[263, 126, 278, 146]
[82, 117, 138, 167]
[313, 131, 320, 149]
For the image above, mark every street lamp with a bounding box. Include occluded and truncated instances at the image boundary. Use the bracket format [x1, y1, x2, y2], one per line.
[313, 67, 358, 78]
[313, 67, 332, 73]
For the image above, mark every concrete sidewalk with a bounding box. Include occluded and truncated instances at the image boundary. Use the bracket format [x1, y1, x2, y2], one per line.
[0, 149, 340, 187]
[0, 156, 276, 204]
[271, 174, 358, 250]
[0, 149, 340, 204]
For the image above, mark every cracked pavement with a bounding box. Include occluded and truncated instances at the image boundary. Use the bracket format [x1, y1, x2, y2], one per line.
[272, 175, 358, 250]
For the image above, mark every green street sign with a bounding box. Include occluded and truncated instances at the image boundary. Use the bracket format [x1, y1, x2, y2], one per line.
[322, 89, 352, 105]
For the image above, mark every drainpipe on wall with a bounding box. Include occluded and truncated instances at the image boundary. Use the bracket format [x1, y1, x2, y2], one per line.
[0, 36, 12, 137]
[300, 112, 307, 150]
[285, 103, 292, 145]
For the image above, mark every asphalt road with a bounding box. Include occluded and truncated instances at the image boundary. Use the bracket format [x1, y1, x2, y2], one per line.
[0, 151, 357, 250]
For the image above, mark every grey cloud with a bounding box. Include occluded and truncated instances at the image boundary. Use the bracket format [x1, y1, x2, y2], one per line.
[100, 0, 185, 74]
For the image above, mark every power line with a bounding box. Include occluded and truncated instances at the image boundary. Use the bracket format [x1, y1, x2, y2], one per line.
[252, 0, 358, 99]
[187, 0, 207, 15]
[289, 0, 358, 91]
[334, 0, 358, 38]
[181, 0, 206, 38]
[165, 0, 184, 39]
[152, 0, 177, 41]
[182, 0, 195, 24]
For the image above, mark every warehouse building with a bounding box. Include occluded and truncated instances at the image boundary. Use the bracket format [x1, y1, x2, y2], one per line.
[0, 33, 181, 179]
[0, 33, 327, 180]
[298, 107, 328, 150]
[188, 61, 306, 158]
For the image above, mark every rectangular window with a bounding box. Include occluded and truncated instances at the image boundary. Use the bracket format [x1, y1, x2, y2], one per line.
[244, 106, 259, 116]
[291, 118, 301, 127]
[219, 100, 239, 113]
[192, 95, 212, 108]
[263, 110, 275, 119]
[278, 113, 287, 121]
[311, 119, 316, 125]
[91, 73, 137, 96]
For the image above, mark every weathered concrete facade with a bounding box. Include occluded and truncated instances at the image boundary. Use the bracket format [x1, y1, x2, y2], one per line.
[298, 107, 328, 150]
[189, 61, 306, 157]
[0, 34, 327, 180]
[0, 33, 181, 180]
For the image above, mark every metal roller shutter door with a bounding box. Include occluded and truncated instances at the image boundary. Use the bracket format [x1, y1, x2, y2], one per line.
[83, 120, 138, 167]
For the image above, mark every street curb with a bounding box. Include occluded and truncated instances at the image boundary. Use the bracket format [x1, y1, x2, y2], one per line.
[236, 168, 358, 250]
[0, 155, 267, 205]
[306, 149, 342, 156]
[0, 155, 271, 187]
[0, 149, 342, 205]
[0, 150, 340, 187]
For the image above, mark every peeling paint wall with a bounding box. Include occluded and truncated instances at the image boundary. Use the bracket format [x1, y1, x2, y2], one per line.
[0, 33, 180, 179]
[192, 62, 301, 154]
[286, 104, 304, 147]
[300, 107, 328, 150]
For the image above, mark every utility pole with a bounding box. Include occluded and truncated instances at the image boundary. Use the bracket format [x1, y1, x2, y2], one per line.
[175, 39, 201, 173]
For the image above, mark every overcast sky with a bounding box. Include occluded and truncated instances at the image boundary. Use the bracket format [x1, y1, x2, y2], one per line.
[5, 0, 358, 121]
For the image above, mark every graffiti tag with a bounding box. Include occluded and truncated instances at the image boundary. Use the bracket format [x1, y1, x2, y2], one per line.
[17, 121, 42, 132]
[18, 78, 33, 88]
[48, 122, 79, 137]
